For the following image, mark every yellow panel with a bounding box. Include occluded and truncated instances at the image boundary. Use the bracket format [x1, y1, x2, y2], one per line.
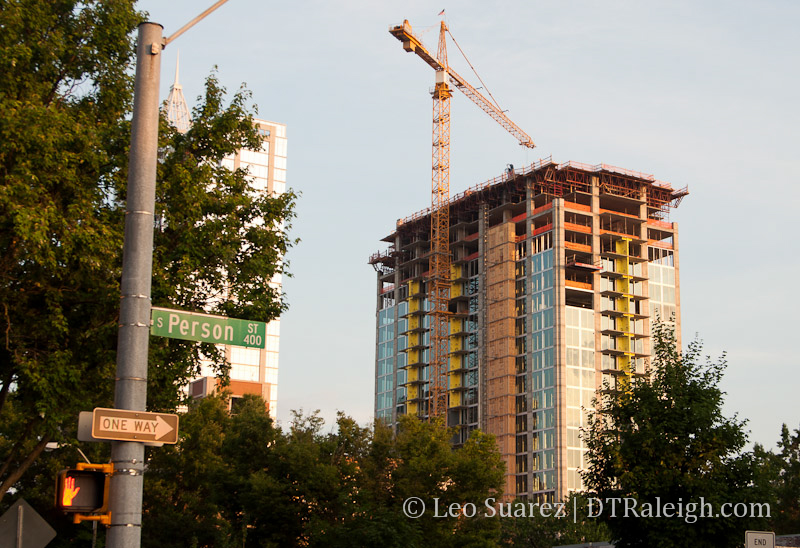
[409, 298, 420, 313]
[451, 264, 461, 279]
[618, 335, 630, 352]
[408, 350, 419, 365]
[450, 336, 462, 352]
[451, 283, 462, 298]
[617, 315, 630, 333]
[408, 367, 419, 382]
[409, 333, 419, 347]
[450, 391, 461, 407]
[617, 277, 630, 294]
[450, 355, 462, 371]
[616, 297, 629, 313]
[408, 401, 418, 415]
[615, 239, 629, 255]
[408, 385, 418, 399]
[615, 258, 629, 275]
[409, 280, 420, 295]
[409, 316, 420, 330]
[450, 317, 461, 333]
[449, 372, 462, 389]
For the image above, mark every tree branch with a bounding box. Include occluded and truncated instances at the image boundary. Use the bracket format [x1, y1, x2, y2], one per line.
[0, 416, 40, 482]
[0, 433, 52, 501]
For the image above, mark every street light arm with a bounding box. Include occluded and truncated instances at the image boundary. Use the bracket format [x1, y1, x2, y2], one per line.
[163, 0, 231, 47]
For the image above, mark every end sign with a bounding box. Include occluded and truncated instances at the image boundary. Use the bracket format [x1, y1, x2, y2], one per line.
[746, 531, 775, 548]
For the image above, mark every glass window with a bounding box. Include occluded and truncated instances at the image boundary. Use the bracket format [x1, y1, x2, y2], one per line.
[542, 429, 554, 450]
[566, 348, 579, 366]
[230, 347, 261, 366]
[581, 330, 594, 349]
[230, 363, 259, 382]
[566, 307, 578, 327]
[544, 308, 554, 328]
[542, 388, 554, 407]
[543, 367, 554, 388]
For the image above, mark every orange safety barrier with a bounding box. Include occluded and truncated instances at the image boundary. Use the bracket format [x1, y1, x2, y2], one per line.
[647, 219, 673, 229]
[531, 202, 553, 216]
[512, 212, 527, 223]
[566, 280, 592, 290]
[564, 201, 591, 212]
[564, 222, 592, 234]
[565, 241, 592, 253]
[648, 240, 673, 249]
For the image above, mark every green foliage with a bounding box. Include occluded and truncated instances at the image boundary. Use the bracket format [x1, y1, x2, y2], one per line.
[0, 0, 140, 501]
[582, 323, 770, 547]
[142, 401, 506, 548]
[500, 493, 610, 548]
[754, 423, 800, 534]
[0, 0, 296, 521]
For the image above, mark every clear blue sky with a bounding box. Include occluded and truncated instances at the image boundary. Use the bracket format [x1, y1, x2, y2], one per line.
[137, 0, 799, 449]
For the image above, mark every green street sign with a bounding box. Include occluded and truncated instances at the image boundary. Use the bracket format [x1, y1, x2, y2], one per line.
[150, 307, 267, 349]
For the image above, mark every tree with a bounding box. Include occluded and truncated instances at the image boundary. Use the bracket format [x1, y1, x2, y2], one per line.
[582, 323, 770, 547]
[500, 493, 610, 548]
[754, 423, 800, 534]
[0, 0, 140, 499]
[0, 0, 296, 505]
[142, 399, 506, 548]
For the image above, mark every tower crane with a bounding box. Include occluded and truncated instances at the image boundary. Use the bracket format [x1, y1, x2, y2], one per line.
[389, 19, 535, 422]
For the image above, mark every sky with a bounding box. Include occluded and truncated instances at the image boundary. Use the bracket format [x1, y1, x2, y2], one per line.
[136, 0, 799, 449]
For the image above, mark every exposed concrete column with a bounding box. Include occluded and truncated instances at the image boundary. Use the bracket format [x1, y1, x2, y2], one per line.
[524, 182, 534, 492]
[485, 221, 516, 499]
[478, 203, 488, 431]
[672, 224, 682, 351]
[392, 234, 403, 424]
[590, 176, 601, 382]
[374, 267, 382, 421]
[552, 198, 567, 501]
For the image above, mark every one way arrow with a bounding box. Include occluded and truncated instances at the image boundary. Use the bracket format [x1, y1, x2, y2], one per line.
[154, 415, 174, 440]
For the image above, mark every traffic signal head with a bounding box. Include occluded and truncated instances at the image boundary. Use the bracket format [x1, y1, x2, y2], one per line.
[56, 469, 108, 513]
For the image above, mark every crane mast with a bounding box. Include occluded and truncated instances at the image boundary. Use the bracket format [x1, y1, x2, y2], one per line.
[429, 22, 451, 420]
[390, 19, 535, 423]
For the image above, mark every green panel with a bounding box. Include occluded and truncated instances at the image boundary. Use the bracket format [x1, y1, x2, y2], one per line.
[150, 307, 266, 349]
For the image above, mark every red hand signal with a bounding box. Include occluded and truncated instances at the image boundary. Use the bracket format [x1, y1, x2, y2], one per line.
[62, 476, 81, 506]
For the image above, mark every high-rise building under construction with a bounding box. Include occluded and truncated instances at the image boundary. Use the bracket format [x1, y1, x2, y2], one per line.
[370, 157, 687, 501]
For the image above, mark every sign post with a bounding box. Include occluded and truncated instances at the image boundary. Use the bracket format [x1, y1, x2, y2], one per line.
[107, 4, 231, 548]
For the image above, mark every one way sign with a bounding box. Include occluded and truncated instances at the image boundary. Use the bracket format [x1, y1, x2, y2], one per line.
[92, 408, 179, 444]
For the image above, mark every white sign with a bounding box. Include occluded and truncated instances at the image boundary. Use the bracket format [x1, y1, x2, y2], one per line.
[91, 408, 179, 444]
[745, 531, 775, 548]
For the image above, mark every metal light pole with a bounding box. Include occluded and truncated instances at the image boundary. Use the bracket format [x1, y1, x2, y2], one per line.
[107, 21, 162, 548]
[108, 3, 230, 548]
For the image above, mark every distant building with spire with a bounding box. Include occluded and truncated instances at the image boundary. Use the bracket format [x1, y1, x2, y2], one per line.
[165, 53, 191, 134]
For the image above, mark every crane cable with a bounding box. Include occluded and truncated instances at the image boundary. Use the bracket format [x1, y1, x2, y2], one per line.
[446, 29, 504, 112]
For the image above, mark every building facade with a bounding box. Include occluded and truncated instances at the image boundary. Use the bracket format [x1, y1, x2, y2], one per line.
[370, 158, 686, 501]
[188, 118, 287, 415]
